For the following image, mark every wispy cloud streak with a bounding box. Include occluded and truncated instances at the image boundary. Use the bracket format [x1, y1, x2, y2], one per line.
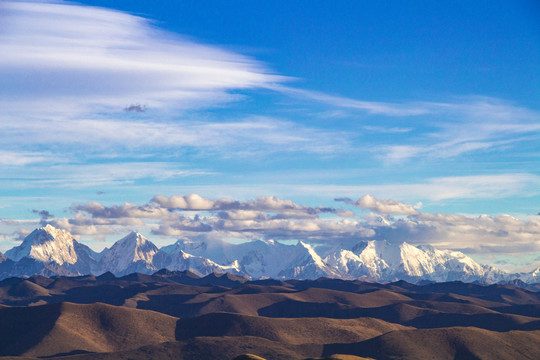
[0, 0, 286, 117]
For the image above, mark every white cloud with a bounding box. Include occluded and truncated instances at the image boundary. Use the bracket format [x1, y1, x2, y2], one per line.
[377, 98, 540, 162]
[50, 194, 365, 241]
[2, 1, 537, 168]
[71, 201, 171, 220]
[362, 126, 413, 134]
[0, 0, 285, 118]
[410, 174, 540, 201]
[288, 173, 540, 202]
[152, 194, 216, 211]
[0, 162, 210, 188]
[395, 213, 540, 256]
[0, 151, 55, 166]
[2, 1, 356, 176]
[331, 194, 540, 257]
[274, 86, 431, 116]
[0, 116, 349, 158]
[79, 194, 340, 217]
[151, 194, 339, 215]
[337, 194, 419, 215]
[3, 193, 540, 264]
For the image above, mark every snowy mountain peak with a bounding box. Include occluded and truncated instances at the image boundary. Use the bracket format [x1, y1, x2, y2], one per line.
[29, 224, 71, 245]
[0, 226, 528, 283]
[275, 240, 341, 279]
[5, 224, 79, 265]
[160, 238, 209, 255]
[517, 266, 540, 283]
[333, 239, 505, 282]
[98, 231, 159, 275]
[118, 231, 147, 245]
[156, 248, 242, 277]
[296, 241, 325, 265]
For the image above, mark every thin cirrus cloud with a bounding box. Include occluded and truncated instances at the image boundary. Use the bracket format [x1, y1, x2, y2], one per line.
[0, 150, 55, 166]
[286, 173, 540, 202]
[273, 86, 432, 116]
[1, 0, 538, 166]
[277, 89, 540, 165]
[0, 162, 212, 189]
[0, 116, 349, 156]
[377, 98, 540, 162]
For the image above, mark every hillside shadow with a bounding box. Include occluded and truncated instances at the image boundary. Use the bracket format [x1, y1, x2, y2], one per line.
[62, 283, 156, 306]
[0, 303, 62, 356]
[41, 349, 93, 358]
[405, 312, 540, 332]
[257, 299, 351, 318]
[138, 294, 207, 318]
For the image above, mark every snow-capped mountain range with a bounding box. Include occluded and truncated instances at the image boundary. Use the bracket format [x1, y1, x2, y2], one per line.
[0, 225, 538, 283]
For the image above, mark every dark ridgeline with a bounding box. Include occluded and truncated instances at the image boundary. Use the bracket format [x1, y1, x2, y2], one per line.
[0, 270, 539, 359]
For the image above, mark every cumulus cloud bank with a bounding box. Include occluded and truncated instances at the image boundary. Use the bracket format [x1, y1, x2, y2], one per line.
[336, 195, 419, 215]
[10, 194, 535, 263]
[52, 194, 372, 242]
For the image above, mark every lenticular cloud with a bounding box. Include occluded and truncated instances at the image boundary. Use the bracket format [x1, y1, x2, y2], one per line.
[0, 0, 285, 116]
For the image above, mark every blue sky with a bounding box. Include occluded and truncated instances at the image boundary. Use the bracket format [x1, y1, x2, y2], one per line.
[1, 0, 539, 270]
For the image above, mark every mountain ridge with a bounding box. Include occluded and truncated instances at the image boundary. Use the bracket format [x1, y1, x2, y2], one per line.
[1, 225, 538, 284]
